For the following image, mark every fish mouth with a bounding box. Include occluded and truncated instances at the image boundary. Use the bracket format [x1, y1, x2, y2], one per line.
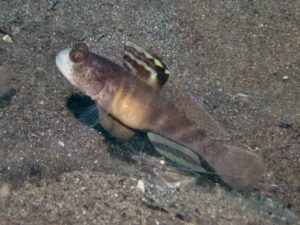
[55, 48, 77, 86]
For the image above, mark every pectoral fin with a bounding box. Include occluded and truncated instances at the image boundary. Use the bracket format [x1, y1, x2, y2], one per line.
[124, 39, 170, 90]
[76, 100, 134, 139]
[97, 106, 135, 139]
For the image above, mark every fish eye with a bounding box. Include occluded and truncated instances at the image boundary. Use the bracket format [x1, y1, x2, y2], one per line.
[75, 43, 89, 53]
[70, 49, 84, 63]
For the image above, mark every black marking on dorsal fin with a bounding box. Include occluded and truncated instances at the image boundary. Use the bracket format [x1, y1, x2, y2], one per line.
[124, 39, 170, 90]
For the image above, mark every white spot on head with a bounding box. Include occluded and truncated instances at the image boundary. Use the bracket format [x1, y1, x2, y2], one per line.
[55, 48, 77, 86]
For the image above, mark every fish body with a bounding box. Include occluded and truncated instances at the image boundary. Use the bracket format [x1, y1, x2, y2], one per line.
[56, 41, 264, 190]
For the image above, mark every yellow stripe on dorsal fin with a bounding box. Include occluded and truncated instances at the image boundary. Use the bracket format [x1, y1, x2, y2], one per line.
[124, 38, 170, 90]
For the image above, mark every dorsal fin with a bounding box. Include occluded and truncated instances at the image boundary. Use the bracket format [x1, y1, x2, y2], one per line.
[124, 39, 170, 90]
[162, 87, 229, 140]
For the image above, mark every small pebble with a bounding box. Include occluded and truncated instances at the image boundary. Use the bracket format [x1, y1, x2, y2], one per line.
[2, 34, 13, 43]
[136, 179, 145, 193]
[0, 183, 11, 198]
[282, 75, 289, 82]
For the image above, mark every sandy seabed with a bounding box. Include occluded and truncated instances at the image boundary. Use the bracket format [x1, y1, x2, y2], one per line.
[0, 1, 299, 224]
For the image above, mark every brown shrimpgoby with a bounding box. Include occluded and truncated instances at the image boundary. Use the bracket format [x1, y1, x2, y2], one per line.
[55, 40, 264, 190]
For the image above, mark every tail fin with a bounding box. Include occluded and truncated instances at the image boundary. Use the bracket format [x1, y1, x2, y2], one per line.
[198, 140, 265, 190]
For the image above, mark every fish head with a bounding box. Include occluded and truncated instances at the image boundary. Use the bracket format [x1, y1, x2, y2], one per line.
[56, 43, 117, 99]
